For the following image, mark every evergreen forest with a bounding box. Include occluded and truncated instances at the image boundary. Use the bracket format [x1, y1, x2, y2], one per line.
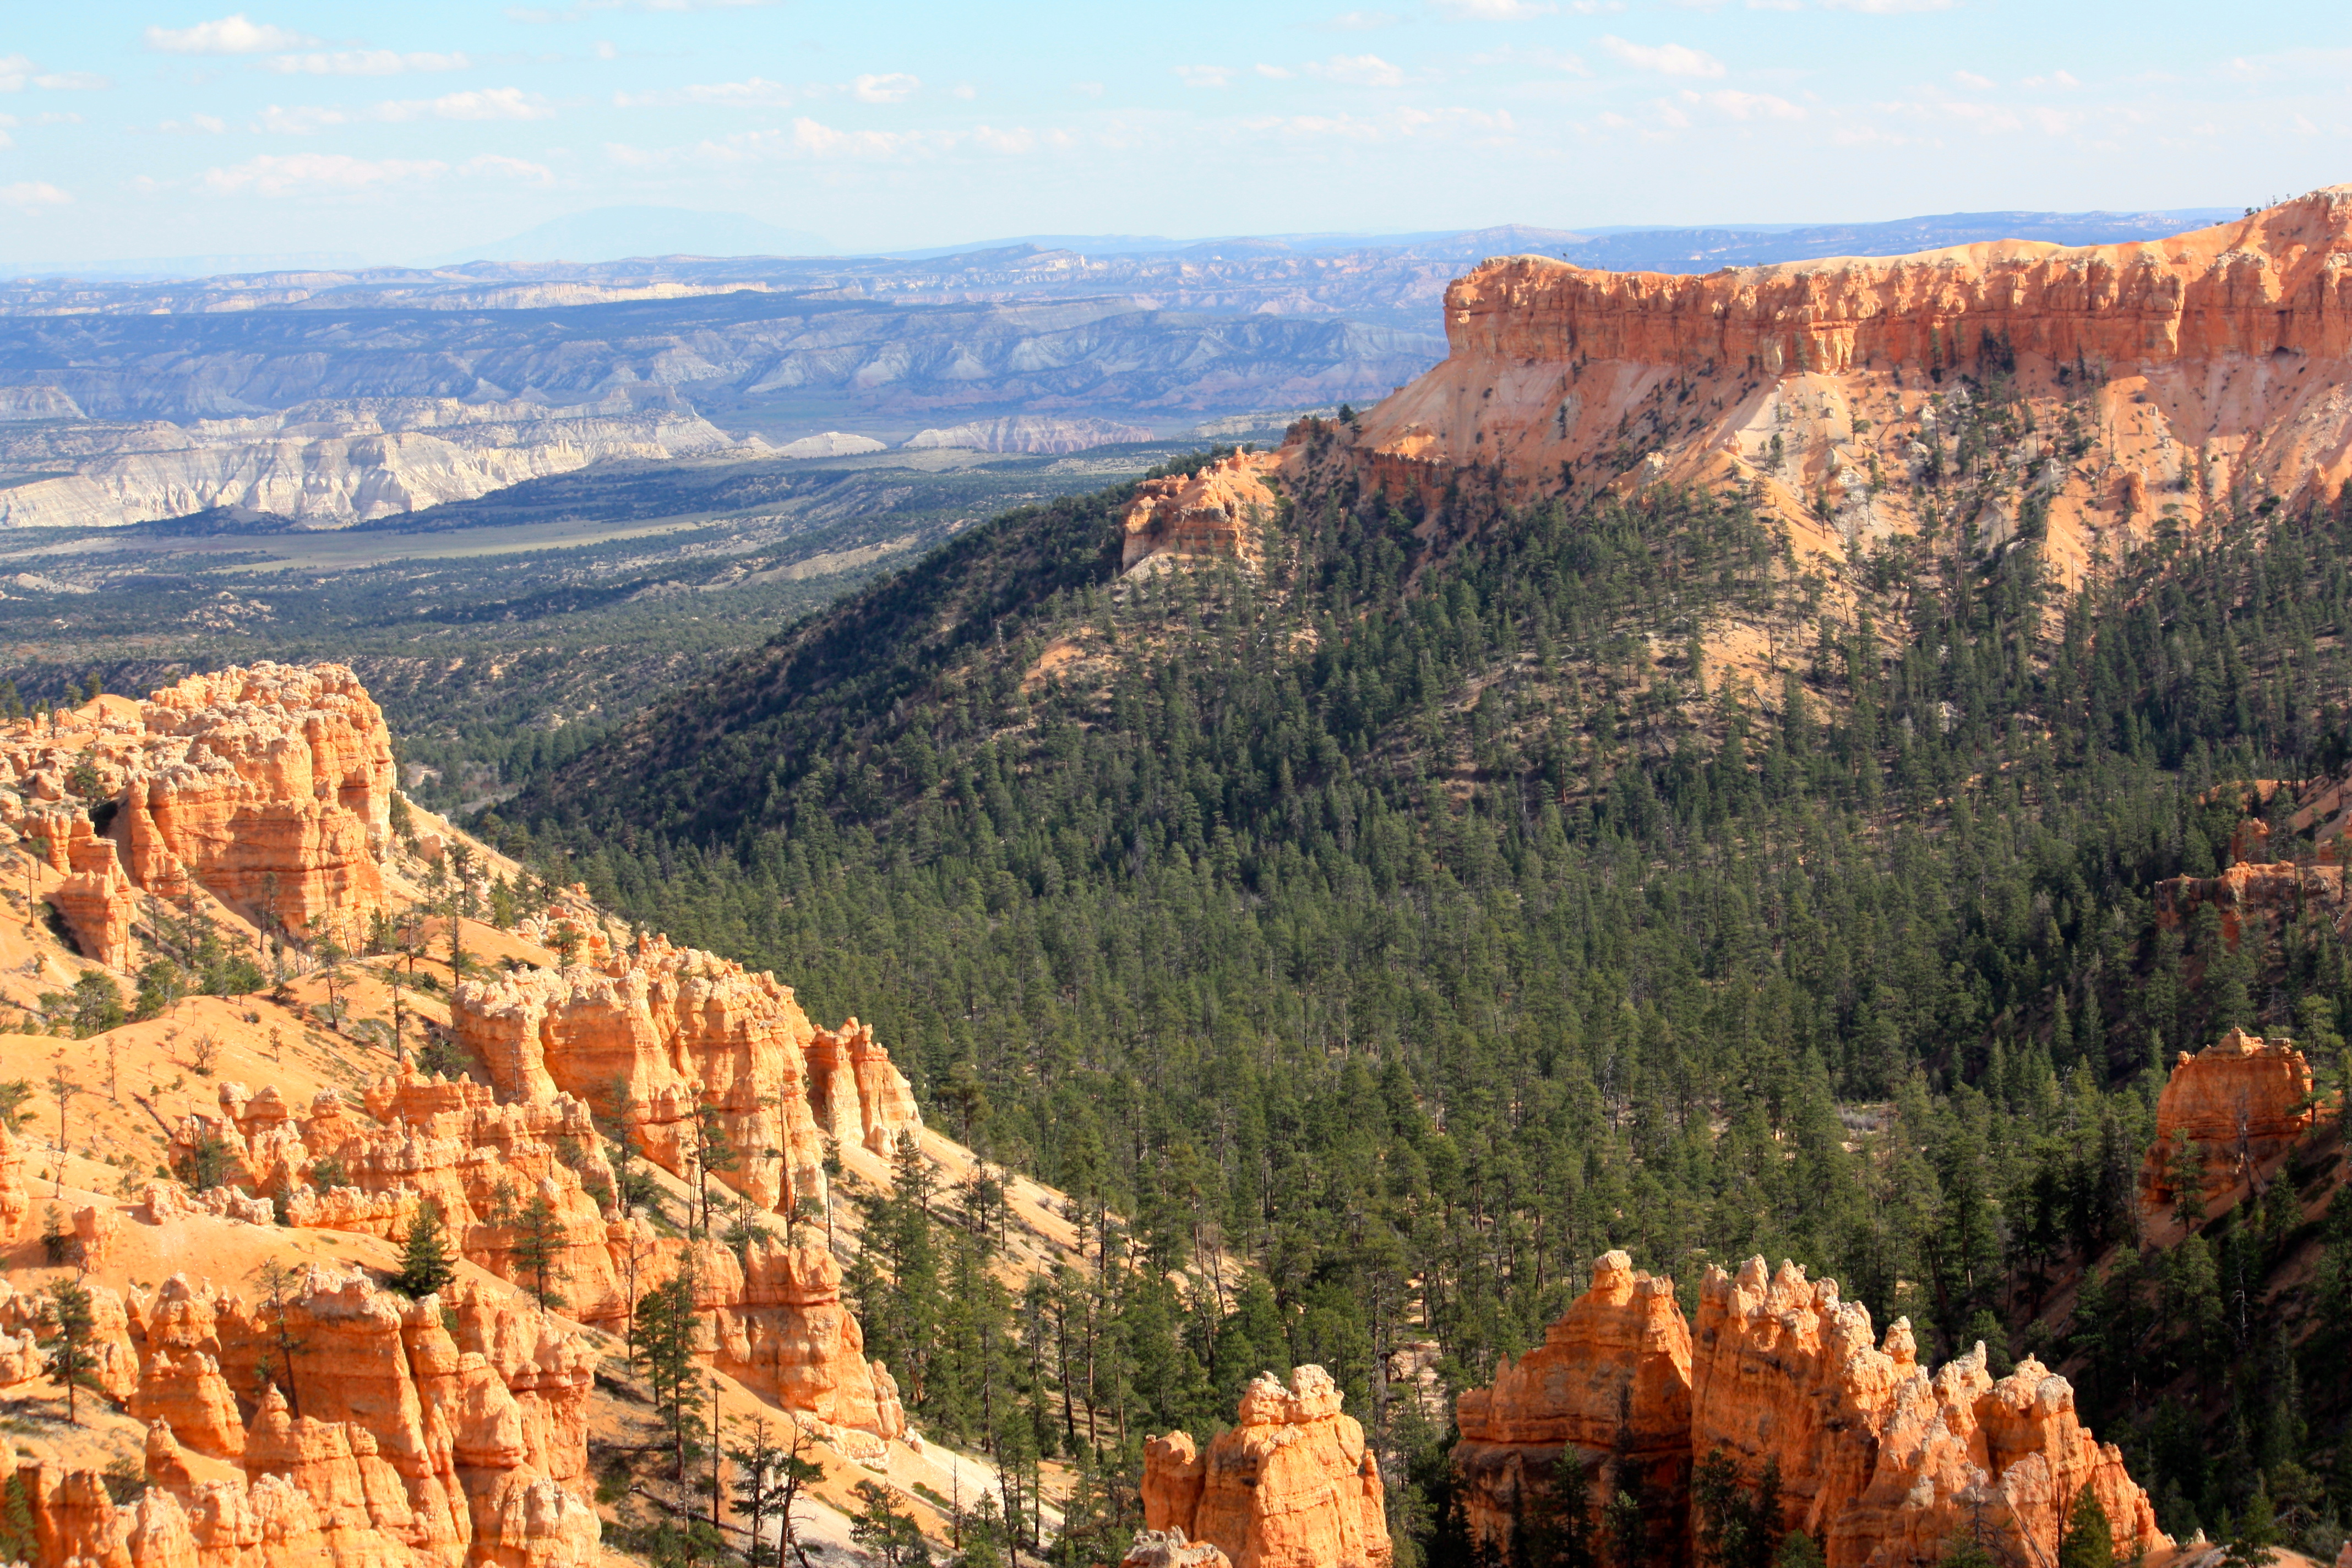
[488, 412, 2352, 1565]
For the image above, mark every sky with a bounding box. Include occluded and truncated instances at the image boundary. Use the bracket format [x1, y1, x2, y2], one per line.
[2, 0, 2348, 266]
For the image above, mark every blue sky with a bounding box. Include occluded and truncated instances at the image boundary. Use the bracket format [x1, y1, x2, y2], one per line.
[3, 1, 2348, 265]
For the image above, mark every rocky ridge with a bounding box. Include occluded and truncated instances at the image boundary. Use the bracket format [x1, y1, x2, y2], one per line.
[1451, 1250, 2168, 1568]
[1294, 186, 2352, 591]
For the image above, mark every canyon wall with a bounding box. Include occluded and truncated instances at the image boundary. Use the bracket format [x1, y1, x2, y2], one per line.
[1303, 185, 2352, 585]
[1141, 1364, 1391, 1568]
[0, 661, 396, 950]
[0, 393, 748, 530]
[1449, 1251, 2168, 1568]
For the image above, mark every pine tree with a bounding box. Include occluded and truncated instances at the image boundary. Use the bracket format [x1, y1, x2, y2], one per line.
[849, 1480, 929, 1566]
[509, 1192, 569, 1310]
[394, 1197, 459, 1299]
[634, 1272, 705, 1489]
[2057, 1486, 2116, 1568]
[38, 1276, 102, 1424]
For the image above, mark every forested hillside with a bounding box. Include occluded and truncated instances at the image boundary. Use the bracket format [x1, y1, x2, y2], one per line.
[497, 427, 2352, 1562]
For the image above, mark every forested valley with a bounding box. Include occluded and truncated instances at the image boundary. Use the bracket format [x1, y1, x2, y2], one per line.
[487, 425, 2352, 1565]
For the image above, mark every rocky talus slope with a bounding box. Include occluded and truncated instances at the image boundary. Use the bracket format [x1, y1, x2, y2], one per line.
[1291, 184, 2352, 590]
[0, 663, 1050, 1566]
[1450, 1250, 2168, 1568]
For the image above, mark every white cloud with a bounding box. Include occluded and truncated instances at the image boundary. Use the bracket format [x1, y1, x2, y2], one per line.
[265, 51, 472, 75]
[259, 88, 553, 133]
[966, 124, 1038, 154]
[1471, 44, 1588, 73]
[1950, 69, 1994, 89]
[204, 153, 447, 194]
[1310, 53, 1407, 87]
[1072, 81, 1104, 97]
[145, 14, 319, 54]
[157, 113, 229, 134]
[1430, 0, 1554, 17]
[1174, 65, 1233, 89]
[34, 73, 111, 90]
[852, 73, 919, 104]
[1, 180, 72, 212]
[456, 153, 556, 184]
[391, 88, 554, 120]
[0, 57, 32, 92]
[789, 115, 914, 155]
[508, 0, 776, 18]
[1327, 10, 1401, 26]
[616, 77, 793, 108]
[1685, 87, 1805, 118]
[2022, 69, 2079, 89]
[1819, 0, 1955, 9]
[1600, 37, 1725, 77]
[1256, 63, 1295, 79]
[951, 83, 974, 100]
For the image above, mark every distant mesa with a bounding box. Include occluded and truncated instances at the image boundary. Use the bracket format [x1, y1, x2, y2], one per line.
[774, 430, 889, 459]
[901, 414, 1158, 454]
[0, 384, 83, 422]
[428, 204, 834, 266]
[902, 415, 1157, 455]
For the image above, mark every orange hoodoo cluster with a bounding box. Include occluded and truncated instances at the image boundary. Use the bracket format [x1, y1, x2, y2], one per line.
[0, 661, 397, 962]
[1447, 1251, 2168, 1568]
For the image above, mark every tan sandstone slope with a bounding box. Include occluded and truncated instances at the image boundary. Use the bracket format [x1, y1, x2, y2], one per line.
[0, 661, 1087, 1568]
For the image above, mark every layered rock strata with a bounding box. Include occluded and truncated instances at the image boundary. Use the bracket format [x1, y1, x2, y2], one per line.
[2137, 1028, 2317, 1223]
[1141, 1364, 1391, 1568]
[1449, 1251, 2168, 1568]
[1304, 186, 2352, 584]
[454, 934, 922, 1223]
[0, 661, 396, 946]
[1120, 450, 1282, 572]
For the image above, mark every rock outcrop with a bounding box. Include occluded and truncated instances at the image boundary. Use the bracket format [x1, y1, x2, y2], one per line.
[1142, 1364, 1391, 1568]
[0, 1117, 29, 1241]
[2154, 854, 2346, 946]
[1449, 1252, 2168, 1568]
[1120, 450, 1283, 571]
[0, 661, 396, 941]
[2138, 1028, 2317, 1224]
[1304, 186, 2352, 585]
[1452, 1250, 1692, 1559]
[455, 934, 921, 1222]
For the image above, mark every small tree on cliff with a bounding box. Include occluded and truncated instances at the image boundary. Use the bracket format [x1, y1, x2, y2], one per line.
[2166, 1130, 2208, 1232]
[38, 1275, 103, 1425]
[634, 1271, 705, 1488]
[250, 1259, 309, 1418]
[848, 1480, 928, 1567]
[393, 1197, 459, 1299]
[509, 1191, 569, 1310]
[2057, 1487, 2116, 1568]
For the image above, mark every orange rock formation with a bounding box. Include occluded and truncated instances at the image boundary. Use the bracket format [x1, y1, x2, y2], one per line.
[1449, 1252, 2168, 1568]
[1141, 1364, 1391, 1568]
[1452, 1250, 1692, 1558]
[455, 935, 921, 1222]
[1120, 450, 1283, 571]
[0, 662, 396, 956]
[2138, 1028, 2317, 1224]
[1300, 187, 2352, 585]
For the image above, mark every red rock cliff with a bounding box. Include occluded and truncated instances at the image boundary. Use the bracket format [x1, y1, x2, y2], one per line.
[1303, 186, 2352, 586]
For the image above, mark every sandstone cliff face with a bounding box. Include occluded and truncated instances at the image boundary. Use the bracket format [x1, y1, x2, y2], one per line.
[1452, 1250, 1692, 1560]
[1450, 1253, 2168, 1568]
[1306, 186, 2352, 586]
[1120, 451, 1283, 572]
[1141, 1364, 1391, 1568]
[454, 934, 922, 1222]
[0, 661, 396, 943]
[2138, 1028, 2317, 1225]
